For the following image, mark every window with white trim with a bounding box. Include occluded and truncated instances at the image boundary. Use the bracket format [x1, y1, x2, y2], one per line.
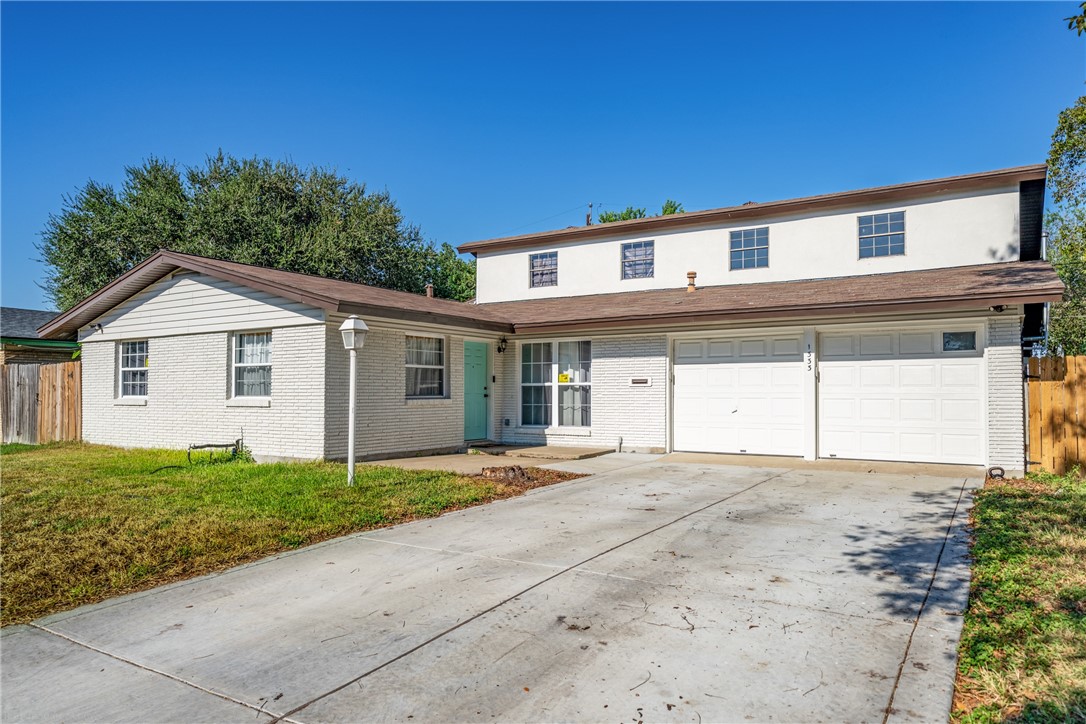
[406, 335, 445, 398]
[530, 252, 558, 288]
[621, 240, 654, 279]
[520, 341, 591, 427]
[729, 227, 769, 269]
[233, 332, 272, 397]
[859, 211, 905, 258]
[118, 340, 148, 397]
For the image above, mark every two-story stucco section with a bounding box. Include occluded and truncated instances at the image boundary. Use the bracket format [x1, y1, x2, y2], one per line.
[461, 166, 1060, 473]
[474, 186, 1023, 303]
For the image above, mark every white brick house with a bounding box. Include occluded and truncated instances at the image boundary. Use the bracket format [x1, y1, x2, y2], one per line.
[40, 165, 1063, 472]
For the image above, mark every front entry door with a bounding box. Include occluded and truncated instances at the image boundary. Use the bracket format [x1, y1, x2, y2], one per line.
[464, 341, 489, 441]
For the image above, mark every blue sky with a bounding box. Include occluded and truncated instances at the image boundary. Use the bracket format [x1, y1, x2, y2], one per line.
[2, 1, 1083, 309]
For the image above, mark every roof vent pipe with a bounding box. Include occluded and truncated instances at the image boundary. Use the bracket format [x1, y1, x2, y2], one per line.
[687, 271, 697, 293]
[425, 283, 434, 298]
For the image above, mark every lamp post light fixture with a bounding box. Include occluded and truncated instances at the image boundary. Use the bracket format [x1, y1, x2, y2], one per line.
[338, 315, 369, 486]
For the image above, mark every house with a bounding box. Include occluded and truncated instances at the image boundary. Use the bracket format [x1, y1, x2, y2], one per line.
[1, 307, 78, 364]
[39, 164, 1064, 472]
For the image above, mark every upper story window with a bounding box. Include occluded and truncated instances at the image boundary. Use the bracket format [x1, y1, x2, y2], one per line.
[729, 227, 769, 270]
[233, 332, 272, 397]
[406, 335, 445, 398]
[530, 252, 558, 288]
[621, 241, 654, 279]
[859, 211, 905, 258]
[119, 340, 148, 397]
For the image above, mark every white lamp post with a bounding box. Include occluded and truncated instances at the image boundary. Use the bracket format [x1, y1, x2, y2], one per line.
[338, 315, 369, 486]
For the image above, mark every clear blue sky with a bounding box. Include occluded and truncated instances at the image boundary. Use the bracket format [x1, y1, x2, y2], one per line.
[2, 1, 1083, 309]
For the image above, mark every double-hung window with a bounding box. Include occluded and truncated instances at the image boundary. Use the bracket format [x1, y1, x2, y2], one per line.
[233, 332, 272, 397]
[119, 340, 148, 397]
[729, 227, 769, 269]
[858, 211, 905, 258]
[406, 335, 445, 398]
[530, 252, 558, 288]
[520, 341, 591, 427]
[621, 241, 654, 279]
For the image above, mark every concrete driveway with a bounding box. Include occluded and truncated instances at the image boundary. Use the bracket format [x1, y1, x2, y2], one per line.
[1, 457, 979, 723]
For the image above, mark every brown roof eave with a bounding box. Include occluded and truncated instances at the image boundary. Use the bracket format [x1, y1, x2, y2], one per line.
[458, 164, 1048, 255]
[335, 302, 514, 334]
[507, 288, 1064, 334]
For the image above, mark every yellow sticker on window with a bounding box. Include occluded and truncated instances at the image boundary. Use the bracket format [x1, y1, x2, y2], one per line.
[558, 373, 571, 383]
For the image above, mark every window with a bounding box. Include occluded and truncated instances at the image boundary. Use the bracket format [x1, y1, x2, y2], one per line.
[406, 335, 445, 397]
[119, 340, 148, 397]
[943, 331, 977, 352]
[530, 252, 558, 288]
[520, 341, 591, 427]
[859, 211, 905, 258]
[621, 241, 654, 279]
[729, 227, 769, 270]
[520, 342, 552, 426]
[233, 332, 272, 397]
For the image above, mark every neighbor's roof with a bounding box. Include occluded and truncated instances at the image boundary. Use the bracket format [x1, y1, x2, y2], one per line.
[38, 251, 516, 339]
[475, 260, 1065, 333]
[457, 164, 1048, 254]
[2, 307, 61, 340]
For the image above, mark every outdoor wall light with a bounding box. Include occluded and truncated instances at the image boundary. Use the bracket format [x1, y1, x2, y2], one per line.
[338, 315, 369, 486]
[497, 336, 508, 354]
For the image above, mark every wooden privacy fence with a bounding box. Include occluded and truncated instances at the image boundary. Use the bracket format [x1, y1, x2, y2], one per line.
[1027, 356, 1086, 475]
[1, 361, 81, 445]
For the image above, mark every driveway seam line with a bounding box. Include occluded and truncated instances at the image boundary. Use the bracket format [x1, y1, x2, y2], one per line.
[271, 470, 789, 723]
[27, 623, 303, 724]
[881, 475, 971, 724]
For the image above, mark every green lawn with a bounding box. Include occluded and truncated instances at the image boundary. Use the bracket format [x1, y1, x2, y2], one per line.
[0, 442, 569, 626]
[954, 470, 1086, 723]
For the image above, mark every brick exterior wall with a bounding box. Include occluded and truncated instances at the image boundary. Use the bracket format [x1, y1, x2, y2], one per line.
[81, 325, 326, 461]
[323, 323, 467, 460]
[987, 314, 1025, 472]
[495, 336, 668, 453]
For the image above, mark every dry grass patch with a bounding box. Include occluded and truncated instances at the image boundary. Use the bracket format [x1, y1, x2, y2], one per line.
[0, 442, 581, 626]
[953, 471, 1086, 723]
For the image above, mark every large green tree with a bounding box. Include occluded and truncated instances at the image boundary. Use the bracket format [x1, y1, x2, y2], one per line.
[38, 153, 476, 309]
[597, 199, 684, 224]
[1046, 96, 1086, 355]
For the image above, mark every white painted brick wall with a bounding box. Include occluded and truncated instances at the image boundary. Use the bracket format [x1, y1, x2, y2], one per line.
[81, 325, 326, 460]
[987, 315, 1025, 471]
[323, 324, 467, 460]
[495, 336, 668, 452]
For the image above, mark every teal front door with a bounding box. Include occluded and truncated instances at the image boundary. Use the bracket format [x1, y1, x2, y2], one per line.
[464, 341, 489, 441]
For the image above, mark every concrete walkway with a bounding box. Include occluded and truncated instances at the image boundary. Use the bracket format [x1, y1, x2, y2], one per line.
[1, 456, 980, 723]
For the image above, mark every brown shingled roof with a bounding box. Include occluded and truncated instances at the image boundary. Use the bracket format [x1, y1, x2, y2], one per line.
[38, 250, 515, 339]
[39, 252, 1063, 340]
[457, 165, 1047, 254]
[476, 260, 1064, 333]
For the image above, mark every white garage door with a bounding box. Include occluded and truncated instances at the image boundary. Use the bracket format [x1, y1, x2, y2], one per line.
[673, 335, 805, 456]
[818, 328, 985, 465]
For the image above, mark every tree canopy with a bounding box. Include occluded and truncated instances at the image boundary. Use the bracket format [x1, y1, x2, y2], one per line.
[1046, 95, 1086, 355]
[38, 152, 476, 310]
[597, 199, 684, 224]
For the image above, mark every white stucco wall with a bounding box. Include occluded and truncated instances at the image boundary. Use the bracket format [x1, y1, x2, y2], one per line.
[81, 325, 327, 460]
[475, 187, 1022, 303]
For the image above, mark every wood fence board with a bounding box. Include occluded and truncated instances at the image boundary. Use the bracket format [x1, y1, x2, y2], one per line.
[1027, 355, 1086, 475]
[1, 361, 80, 446]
